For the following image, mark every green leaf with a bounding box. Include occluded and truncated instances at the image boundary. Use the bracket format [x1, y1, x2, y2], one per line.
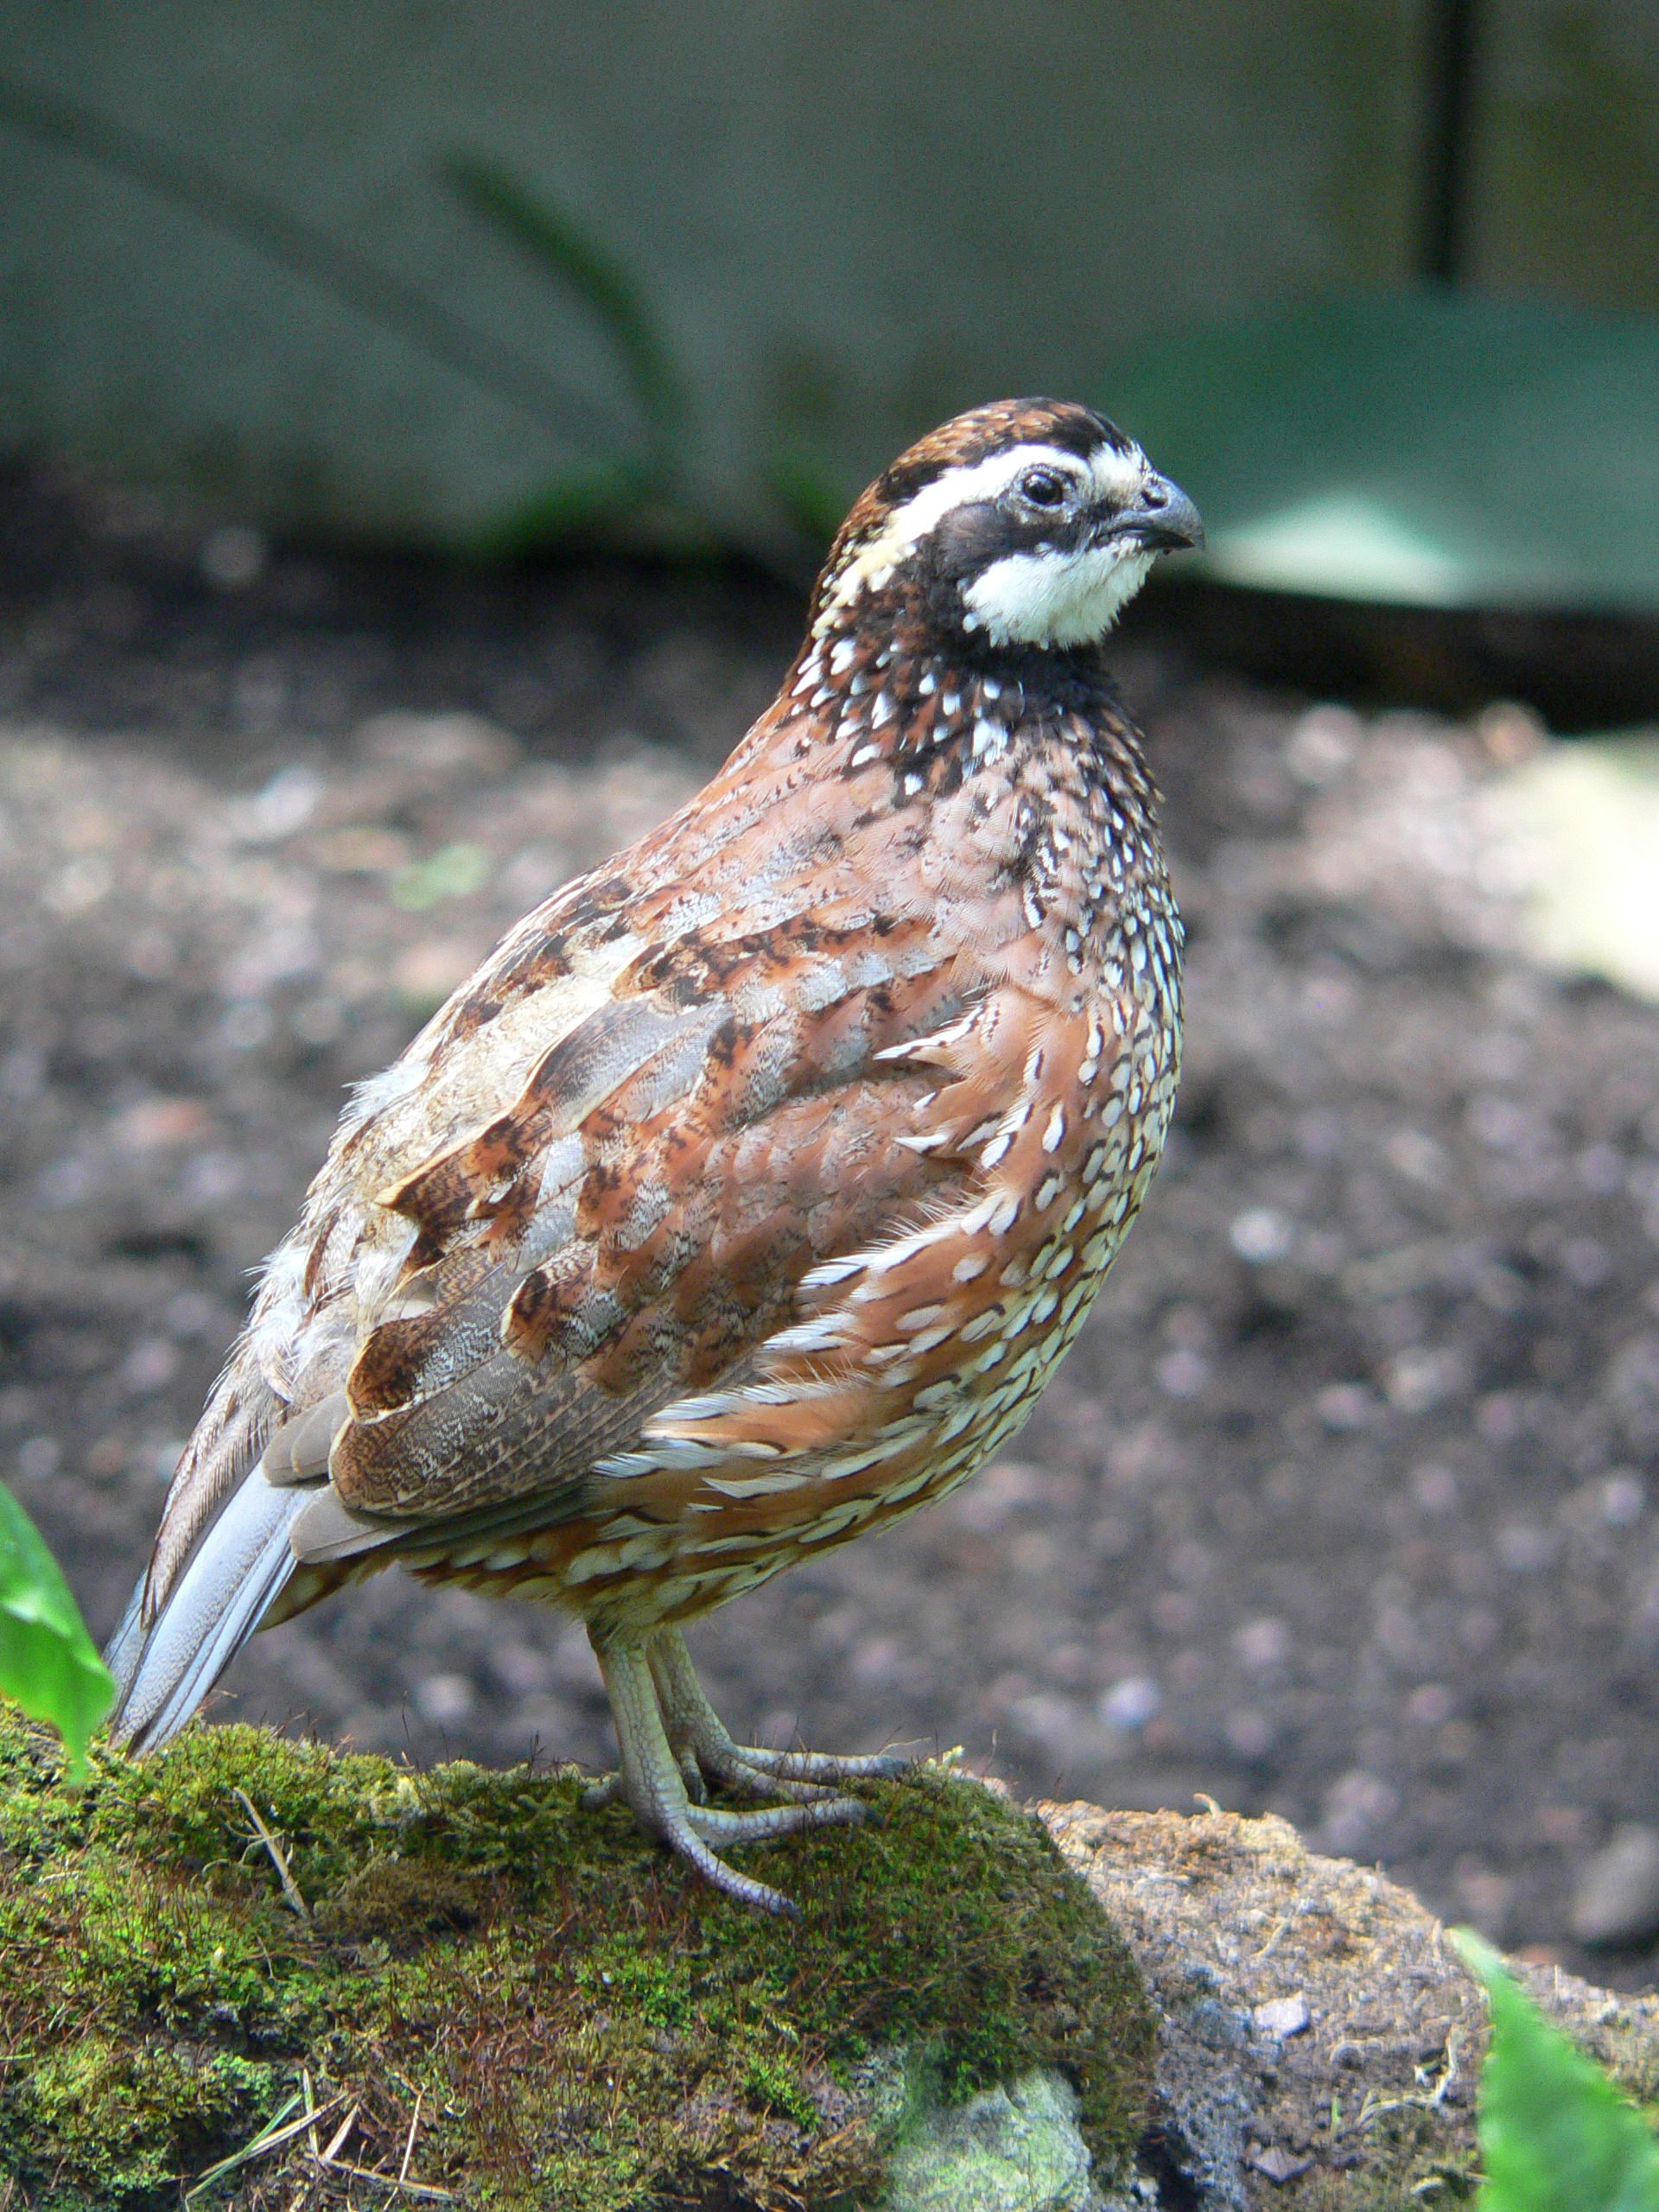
[1094, 289, 1659, 613]
[0, 1482, 116, 1784]
[443, 153, 686, 472]
[1454, 1929, 1659, 2211]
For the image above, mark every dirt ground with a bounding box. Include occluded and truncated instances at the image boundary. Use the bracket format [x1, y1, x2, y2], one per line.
[4, 460, 1659, 1986]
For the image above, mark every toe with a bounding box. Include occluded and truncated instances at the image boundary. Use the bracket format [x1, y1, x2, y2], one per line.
[735, 1744, 913, 1784]
[684, 1796, 868, 1845]
[669, 1825, 802, 1916]
[698, 1750, 842, 1804]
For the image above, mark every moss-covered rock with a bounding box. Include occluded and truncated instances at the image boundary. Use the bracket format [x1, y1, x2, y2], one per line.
[0, 1710, 1155, 2209]
[879, 2068, 1099, 2212]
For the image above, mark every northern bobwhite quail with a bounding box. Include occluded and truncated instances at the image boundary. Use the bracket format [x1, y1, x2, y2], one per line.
[107, 397, 1201, 1912]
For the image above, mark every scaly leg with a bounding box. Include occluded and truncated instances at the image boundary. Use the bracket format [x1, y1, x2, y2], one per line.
[649, 1628, 912, 1797]
[582, 1626, 917, 1912]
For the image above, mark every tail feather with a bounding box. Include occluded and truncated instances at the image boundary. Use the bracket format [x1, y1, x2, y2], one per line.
[104, 1579, 149, 1702]
[105, 1477, 310, 1752]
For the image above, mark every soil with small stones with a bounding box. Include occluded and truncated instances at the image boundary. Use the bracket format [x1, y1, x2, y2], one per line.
[4, 460, 1659, 1992]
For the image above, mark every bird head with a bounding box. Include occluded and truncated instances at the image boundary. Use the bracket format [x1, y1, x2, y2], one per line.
[811, 397, 1203, 652]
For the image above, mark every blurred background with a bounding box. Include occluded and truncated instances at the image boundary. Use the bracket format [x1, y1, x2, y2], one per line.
[3, 1, 1659, 1980]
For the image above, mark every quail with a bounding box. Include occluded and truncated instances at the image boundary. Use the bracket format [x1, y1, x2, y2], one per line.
[107, 398, 1202, 1912]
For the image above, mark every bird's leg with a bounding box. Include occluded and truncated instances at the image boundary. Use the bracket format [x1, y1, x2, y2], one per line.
[646, 1631, 838, 1804]
[649, 1627, 913, 1792]
[583, 1630, 866, 1915]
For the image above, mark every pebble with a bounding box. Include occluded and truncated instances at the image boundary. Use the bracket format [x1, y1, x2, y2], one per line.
[880, 2069, 1094, 2212]
[1252, 1993, 1311, 2040]
[412, 1673, 477, 1726]
[1097, 1675, 1160, 1731]
[1246, 2143, 1313, 2184]
[1571, 1825, 1659, 1947]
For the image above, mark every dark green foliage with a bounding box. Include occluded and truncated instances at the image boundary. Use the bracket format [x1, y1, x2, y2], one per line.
[443, 155, 686, 468]
[0, 77, 630, 474]
[443, 153, 700, 556]
[0, 1709, 1154, 2209]
[442, 153, 853, 563]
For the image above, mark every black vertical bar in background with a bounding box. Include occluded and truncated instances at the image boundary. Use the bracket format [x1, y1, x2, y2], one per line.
[1420, 0, 1480, 283]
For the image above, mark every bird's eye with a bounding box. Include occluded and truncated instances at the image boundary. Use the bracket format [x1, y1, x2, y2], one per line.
[1018, 466, 1071, 508]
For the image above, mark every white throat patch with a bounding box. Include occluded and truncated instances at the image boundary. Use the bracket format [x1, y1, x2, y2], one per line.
[815, 436, 1154, 645]
[962, 543, 1154, 647]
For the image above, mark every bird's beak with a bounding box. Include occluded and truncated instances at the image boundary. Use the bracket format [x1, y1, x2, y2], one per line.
[1116, 471, 1205, 555]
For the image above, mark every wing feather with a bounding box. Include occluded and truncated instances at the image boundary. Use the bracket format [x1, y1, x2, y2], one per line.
[106, 760, 1046, 1738]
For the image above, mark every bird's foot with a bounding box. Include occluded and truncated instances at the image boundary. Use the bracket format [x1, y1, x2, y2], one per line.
[582, 1625, 918, 1914]
[650, 1625, 912, 1797]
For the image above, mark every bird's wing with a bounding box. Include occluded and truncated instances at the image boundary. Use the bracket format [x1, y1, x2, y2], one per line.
[109, 915, 986, 1728]
[113, 702, 1090, 1730]
[105, 1337, 294, 1728]
[294, 910, 1008, 1540]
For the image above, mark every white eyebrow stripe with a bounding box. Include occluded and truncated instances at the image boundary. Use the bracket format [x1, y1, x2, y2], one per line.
[817, 442, 1103, 626]
[1088, 442, 1147, 504]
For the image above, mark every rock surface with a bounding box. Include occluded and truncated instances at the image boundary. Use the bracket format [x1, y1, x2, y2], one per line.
[0, 1712, 1156, 2212]
[1039, 1797, 1659, 2208]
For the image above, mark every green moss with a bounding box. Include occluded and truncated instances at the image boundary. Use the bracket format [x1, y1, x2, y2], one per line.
[0, 1709, 1154, 2209]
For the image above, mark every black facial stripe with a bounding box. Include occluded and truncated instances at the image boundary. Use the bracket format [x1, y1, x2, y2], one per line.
[880, 451, 953, 509]
[1007, 510, 1095, 556]
[995, 400, 1128, 464]
[925, 499, 1096, 578]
